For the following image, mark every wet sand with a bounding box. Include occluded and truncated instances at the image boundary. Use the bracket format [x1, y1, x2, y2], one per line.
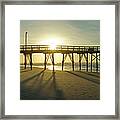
[20, 67, 100, 100]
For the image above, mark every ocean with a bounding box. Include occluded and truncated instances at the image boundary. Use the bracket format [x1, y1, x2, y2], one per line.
[20, 62, 100, 72]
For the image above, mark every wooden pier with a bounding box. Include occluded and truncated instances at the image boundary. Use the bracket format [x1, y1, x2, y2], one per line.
[20, 44, 100, 72]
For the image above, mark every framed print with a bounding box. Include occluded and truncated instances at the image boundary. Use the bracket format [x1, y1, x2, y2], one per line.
[0, 0, 119, 119]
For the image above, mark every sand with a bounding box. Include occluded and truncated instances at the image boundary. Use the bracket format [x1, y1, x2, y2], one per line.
[20, 67, 100, 100]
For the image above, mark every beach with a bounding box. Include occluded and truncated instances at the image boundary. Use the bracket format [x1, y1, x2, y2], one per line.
[20, 67, 100, 100]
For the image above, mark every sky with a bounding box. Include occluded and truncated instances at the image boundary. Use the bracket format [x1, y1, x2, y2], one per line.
[20, 20, 100, 45]
[20, 20, 100, 64]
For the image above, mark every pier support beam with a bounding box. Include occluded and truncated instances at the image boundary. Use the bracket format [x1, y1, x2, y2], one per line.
[86, 53, 88, 72]
[72, 53, 74, 71]
[30, 53, 32, 70]
[91, 53, 92, 72]
[79, 54, 82, 70]
[79, 54, 84, 71]
[52, 53, 54, 71]
[24, 53, 27, 69]
[62, 53, 74, 71]
[44, 53, 47, 70]
[44, 53, 55, 71]
[96, 53, 98, 72]
[62, 54, 64, 71]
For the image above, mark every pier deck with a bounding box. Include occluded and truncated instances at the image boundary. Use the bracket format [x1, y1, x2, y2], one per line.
[20, 45, 100, 53]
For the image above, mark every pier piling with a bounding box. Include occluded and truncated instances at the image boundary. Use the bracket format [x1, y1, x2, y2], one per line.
[30, 53, 32, 70]
[96, 53, 98, 72]
[72, 53, 74, 71]
[52, 53, 54, 71]
[62, 54, 64, 71]
[44, 53, 47, 70]
[91, 53, 92, 72]
[86, 53, 88, 72]
[24, 53, 27, 69]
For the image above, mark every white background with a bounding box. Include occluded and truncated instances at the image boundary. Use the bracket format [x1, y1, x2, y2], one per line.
[5, 5, 115, 115]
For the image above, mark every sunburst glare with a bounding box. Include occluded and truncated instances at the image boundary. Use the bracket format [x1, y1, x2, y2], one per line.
[49, 39, 57, 50]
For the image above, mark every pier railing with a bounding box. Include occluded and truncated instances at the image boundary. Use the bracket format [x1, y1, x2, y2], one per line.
[20, 45, 100, 53]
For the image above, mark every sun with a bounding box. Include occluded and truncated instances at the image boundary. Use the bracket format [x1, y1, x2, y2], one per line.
[40, 37, 63, 49]
[49, 39, 57, 50]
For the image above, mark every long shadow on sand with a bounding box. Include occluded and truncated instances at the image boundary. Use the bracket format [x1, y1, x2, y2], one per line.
[66, 71, 100, 84]
[20, 69, 31, 73]
[79, 71, 100, 78]
[20, 70, 64, 100]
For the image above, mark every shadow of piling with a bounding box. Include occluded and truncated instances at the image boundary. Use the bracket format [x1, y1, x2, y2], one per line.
[20, 70, 64, 100]
[66, 71, 100, 84]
